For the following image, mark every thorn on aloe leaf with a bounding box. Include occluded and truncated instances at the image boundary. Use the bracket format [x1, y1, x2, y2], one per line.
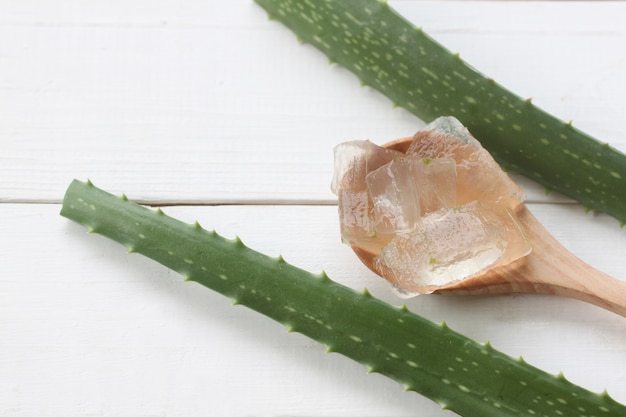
[602, 389, 615, 400]
[318, 270, 330, 281]
[438, 402, 451, 411]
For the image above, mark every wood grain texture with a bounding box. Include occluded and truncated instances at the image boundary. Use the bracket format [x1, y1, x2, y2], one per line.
[1, 1, 625, 416]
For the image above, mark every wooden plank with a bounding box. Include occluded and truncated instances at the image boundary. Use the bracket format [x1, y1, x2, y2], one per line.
[1, 203, 624, 416]
[1, 1, 624, 203]
[2, 1, 626, 416]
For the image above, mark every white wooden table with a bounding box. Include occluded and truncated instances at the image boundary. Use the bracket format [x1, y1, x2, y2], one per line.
[2, 1, 625, 416]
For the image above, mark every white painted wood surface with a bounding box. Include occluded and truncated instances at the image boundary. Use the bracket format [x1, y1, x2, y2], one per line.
[1, 1, 625, 416]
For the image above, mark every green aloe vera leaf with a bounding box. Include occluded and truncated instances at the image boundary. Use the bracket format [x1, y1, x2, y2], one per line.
[254, 0, 626, 224]
[60, 179, 625, 417]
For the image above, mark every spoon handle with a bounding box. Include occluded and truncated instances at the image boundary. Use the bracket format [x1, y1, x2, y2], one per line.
[519, 207, 626, 317]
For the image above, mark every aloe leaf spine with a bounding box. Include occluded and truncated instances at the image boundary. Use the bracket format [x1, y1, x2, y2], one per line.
[254, 0, 626, 224]
[61, 179, 625, 417]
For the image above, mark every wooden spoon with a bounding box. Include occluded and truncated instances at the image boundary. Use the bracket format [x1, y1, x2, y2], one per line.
[351, 137, 626, 318]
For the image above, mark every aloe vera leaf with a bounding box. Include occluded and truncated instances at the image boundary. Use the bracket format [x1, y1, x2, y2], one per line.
[60, 179, 625, 417]
[254, 0, 626, 224]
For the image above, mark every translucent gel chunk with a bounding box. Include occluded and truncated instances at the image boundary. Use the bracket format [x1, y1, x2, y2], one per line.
[413, 157, 457, 214]
[407, 117, 524, 208]
[374, 201, 508, 295]
[366, 157, 422, 235]
[338, 189, 374, 240]
[492, 207, 532, 267]
[365, 156, 457, 236]
[337, 189, 391, 255]
[331, 140, 403, 194]
[332, 141, 403, 253]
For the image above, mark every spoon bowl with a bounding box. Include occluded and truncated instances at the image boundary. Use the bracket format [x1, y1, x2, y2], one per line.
[351, 137, 626, 317]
